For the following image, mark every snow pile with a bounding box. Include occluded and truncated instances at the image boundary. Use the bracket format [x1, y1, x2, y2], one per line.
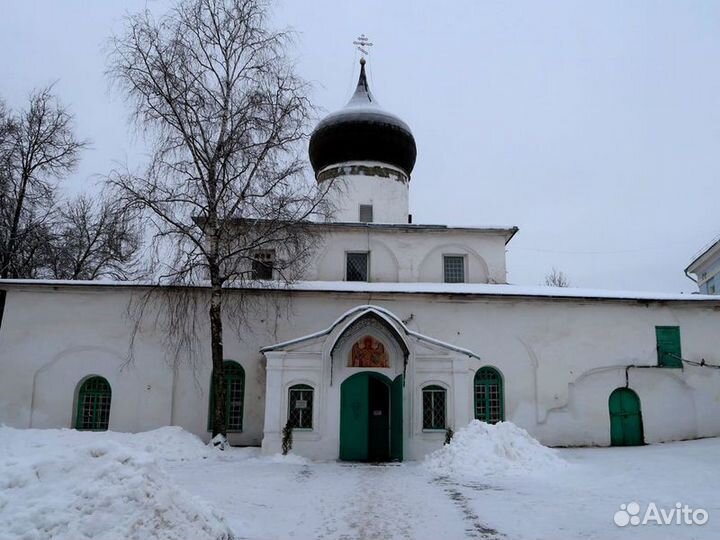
[107, 426, 214, 462]
[0, 427, 233, 540]
[424, 420, 564, 478]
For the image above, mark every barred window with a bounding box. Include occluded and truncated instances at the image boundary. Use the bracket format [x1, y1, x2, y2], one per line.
[346, 252, 369, 282]
[474, 367, 504, 424]
[359, 204, 374, 223]
[208, 361, 245, 432]
[288, 384, 314, 429]
[443, 256, 465, 283]
[422, 385, 446, 430]
[75, 376, 112, 431]
[252, 250, 275, 280]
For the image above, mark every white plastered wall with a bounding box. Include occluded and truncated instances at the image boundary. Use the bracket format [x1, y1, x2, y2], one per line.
[307, 229, 508, 284]
[2, 284, 720, 458]
[322, 169, 410, 224]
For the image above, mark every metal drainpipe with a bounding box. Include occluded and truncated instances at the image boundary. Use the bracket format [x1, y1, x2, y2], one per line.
[684, 269, 698, 284]
[625, 365, 660, 388]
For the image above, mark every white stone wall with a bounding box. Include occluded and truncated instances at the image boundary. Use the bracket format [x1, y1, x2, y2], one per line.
[2, 283, 720, 459]
[321, 169, 410, 224]
[305, 228, 509, 284]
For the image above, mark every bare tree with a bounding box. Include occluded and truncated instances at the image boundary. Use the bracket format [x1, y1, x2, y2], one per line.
[47, 193, 142, 280]
[0, 87, 89, 278]
[544, 267, 570, 288]
[107, 0, 330, 444]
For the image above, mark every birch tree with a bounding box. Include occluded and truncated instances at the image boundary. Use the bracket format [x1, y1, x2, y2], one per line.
[107, 0, 329, 443]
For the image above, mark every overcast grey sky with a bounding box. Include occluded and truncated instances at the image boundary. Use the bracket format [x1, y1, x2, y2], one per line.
[2, 1, 718, 292]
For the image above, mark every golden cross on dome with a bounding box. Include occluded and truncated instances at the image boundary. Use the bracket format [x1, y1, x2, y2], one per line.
[353, 34, 373, 58]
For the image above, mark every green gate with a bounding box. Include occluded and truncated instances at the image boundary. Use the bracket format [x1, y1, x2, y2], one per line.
[339, 372, 403, 461]
[609, 388, 644, 446]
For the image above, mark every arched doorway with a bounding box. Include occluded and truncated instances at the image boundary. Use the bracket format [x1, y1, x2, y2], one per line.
[609, 388, 644, 446]
[340, 372, 403, 462]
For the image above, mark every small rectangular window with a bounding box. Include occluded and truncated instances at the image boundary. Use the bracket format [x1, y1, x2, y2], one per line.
[346, 252, 369, 282]
[656, 326, 682, 368]
[289, 385, 313, 429]
[443, 255, 465, 283]
[422, 386, 446, 430]
[251, 250, 275, 280]
[359, 204, 374, 223]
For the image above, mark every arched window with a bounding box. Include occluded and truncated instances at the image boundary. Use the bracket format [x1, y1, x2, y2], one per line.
[208, 361, 245, 432]
[75, 376, 111, 431]
[474, 367, 504, 424]
[288, 384, 314, 430]
[422, 385, 446, 430]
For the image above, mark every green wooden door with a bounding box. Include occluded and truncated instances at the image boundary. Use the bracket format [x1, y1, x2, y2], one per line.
[340, 373, 369, 461]
[390, 374, 403, 462]
[609, 388, 644, 446]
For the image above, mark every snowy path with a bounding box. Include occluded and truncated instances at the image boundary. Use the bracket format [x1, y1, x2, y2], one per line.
[166, 458, 502, 540]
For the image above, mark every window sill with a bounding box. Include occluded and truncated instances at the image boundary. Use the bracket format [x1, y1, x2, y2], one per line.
[422, 428, 446, 433]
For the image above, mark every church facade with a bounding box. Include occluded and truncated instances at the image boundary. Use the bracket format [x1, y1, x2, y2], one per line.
[1, 60, 720, 461]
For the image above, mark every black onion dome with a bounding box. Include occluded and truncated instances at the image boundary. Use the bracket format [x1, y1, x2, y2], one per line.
[309, 58, 417, 178]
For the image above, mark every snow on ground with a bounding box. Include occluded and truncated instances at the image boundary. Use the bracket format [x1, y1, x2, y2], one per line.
[0, 427, 232, 540]
[424, 420, 565, 479]
[168, 453, 486, 540]
[462, 438, 720, 540]
[2, 425, 720, 540]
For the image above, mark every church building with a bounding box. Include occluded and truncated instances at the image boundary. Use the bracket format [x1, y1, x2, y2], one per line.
[1, 59, 720, 461]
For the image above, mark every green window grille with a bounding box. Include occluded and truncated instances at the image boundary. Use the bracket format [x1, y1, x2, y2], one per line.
[288, 384, 314, 429]
[474, 367, 504, 423]
[208, 361, 245, 432]
[422, 385, 446, 430]
[75, 376, 111, 431]
[655, 326, 682, 368]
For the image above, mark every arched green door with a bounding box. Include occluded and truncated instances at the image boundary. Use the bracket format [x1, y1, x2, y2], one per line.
[340, 372, 402, 462]
[609, 388, 644, 446]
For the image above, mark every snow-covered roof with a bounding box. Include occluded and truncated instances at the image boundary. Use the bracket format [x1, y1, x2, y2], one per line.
[312, 221, 519, 241]
[686, 235, 720, 274]
[1, 278, 717, 303]
[218, 217, 518, 235]
[260, 304, 482, 359]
